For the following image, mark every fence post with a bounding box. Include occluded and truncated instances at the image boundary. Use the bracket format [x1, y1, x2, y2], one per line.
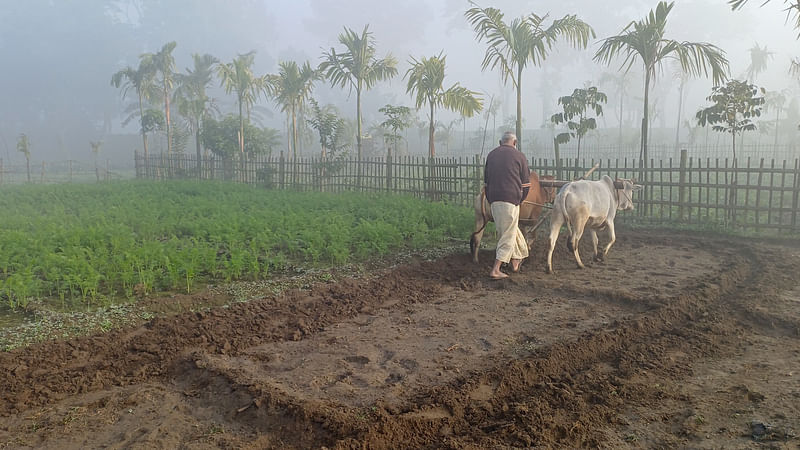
[678, 149, 687, 221]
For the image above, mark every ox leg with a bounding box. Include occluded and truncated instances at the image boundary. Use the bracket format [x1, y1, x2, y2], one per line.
[523, 225, 535, 250]
[470, 219, 486, 263]
[571, 219, 587, 269]
[546, 213, 563, 274]
[591, 229, 602, 262]
[602, 221, 617, 259]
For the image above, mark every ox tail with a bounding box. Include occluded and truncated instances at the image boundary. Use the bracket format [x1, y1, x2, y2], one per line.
[560, 191, 575, 253]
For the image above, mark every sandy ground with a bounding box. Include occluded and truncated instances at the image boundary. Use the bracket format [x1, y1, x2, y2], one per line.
[0, 229, 798, 449]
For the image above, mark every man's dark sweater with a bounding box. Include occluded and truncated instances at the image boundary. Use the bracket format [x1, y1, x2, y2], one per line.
[484, 144, 531, 205]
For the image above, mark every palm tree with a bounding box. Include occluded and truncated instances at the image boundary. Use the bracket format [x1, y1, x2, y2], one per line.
[266, 61, 320, 160]
[744, 42, 773, 82]
[141, 42, 177, 154]
[174, 53, 219, 174]
[405, 53, 483, 158]
[594, 1, 728, 175]
[465, 4, 594, 152]
[216, 51, 268, 156]
[111, 60, 157, 158]
[319, 25, 398, 159]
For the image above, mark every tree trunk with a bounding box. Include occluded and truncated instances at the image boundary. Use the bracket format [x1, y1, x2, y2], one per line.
[26, 157, 30, 183]
[138, 91, 148, 159]
[618, 81, 624, 148]
[428, 102, 435, 158]
[641, 69, 651, 173]
[774, 106, 782, 147]
[356, 86, 362, 159]
[553, 138, 562, 181]
[238, 95, 245, 155]
[291, 102, 298, 160]
[516, 65, 523, 152]
[164, 81, 171, 154]
[195, 120, 202, 178]
[674, 78, 685, 156]
[576, 135, 582, 179]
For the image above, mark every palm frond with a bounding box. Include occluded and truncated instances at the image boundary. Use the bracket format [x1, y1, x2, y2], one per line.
[442, 84, 483, 117]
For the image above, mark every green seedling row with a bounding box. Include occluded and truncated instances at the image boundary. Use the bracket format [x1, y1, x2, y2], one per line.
[0, 181, 473, 309]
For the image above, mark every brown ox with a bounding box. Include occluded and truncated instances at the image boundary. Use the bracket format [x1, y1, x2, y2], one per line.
[470, 172, 555, 263]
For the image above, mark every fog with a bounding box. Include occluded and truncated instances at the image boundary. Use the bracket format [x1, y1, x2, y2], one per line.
[1, 0, 798, 166]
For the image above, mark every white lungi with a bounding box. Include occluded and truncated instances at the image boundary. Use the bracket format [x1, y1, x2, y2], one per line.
[490, 201, 529, 263]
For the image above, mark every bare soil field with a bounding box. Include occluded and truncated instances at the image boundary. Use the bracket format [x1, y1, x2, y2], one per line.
[1, 229, 798, 449]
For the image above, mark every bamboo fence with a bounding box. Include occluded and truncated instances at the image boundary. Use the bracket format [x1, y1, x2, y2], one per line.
[135, 149, 800, 235]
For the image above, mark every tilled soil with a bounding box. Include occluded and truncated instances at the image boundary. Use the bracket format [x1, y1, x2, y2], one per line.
[1, 229, 799, 449]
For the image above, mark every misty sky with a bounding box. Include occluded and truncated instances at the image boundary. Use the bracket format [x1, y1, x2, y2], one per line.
[1, 0, 798, 163]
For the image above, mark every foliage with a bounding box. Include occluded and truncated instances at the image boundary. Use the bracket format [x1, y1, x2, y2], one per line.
[378, 104, 414, 152]
[174, 53, 220, 165]
[405, 52, 483, 157]
[307, 99, 350, 158]
[216, 51, 269, 154]
[696, 79, 765, 160]
[550, 86, 607, 164]
[319, 25, 398, 158]
[465, 3, 594, 151]
[744, 42, 773, 81]
[16, 134, 30, 160]
[141, 108, 165, 134]
[594, 1, 729, 168]
[141, 41, 178, 153]
[266, 60, 320, 159]
[201, 115, 280, 158]
[729, 0, 800, 37]
[110, 59, 158, 155]
[0, 181, 472, 309]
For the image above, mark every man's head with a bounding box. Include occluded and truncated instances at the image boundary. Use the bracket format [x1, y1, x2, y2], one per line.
[499, 131, 517, 148]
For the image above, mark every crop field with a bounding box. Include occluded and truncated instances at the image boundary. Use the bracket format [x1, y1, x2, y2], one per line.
[1, 182, 799, 448]
[0, 181, 473, 309]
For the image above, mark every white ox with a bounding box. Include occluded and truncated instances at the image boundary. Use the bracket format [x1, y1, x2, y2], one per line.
[546, 175, 640, 274]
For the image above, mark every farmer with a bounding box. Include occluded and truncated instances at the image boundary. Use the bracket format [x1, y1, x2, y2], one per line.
[484, 131, 531, 280]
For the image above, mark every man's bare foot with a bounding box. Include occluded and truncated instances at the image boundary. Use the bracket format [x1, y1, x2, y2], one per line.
[489, 270, 509, 280]
[511, 258, 523, 273]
